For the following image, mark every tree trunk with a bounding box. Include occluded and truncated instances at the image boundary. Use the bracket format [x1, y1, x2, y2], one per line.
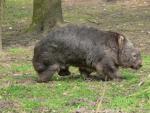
[31, 0, 63, 32]
[0, 25, 2, 51]
[0, 0, 3, 51]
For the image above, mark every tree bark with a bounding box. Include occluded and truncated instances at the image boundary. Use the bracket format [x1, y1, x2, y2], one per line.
[0, 0, 3, 51]
[31, 0, 63, 32]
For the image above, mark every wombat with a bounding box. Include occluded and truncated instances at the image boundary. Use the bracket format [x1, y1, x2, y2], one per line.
[32, 24, 142, 82]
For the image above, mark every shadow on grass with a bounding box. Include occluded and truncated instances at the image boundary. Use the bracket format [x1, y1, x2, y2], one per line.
[9, 70, 138, 84]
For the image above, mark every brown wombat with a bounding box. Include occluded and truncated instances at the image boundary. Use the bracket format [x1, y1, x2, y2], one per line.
[32, 24, 142, 82]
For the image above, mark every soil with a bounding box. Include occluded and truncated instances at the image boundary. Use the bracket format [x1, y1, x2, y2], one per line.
[2, 0, 150, 53]
[71, 107, 125, 113]
[0, 100, 21, 111]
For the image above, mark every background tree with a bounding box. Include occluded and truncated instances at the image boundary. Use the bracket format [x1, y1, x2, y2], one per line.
[31, 0, 63, 32]
[0, 0, 4, 50]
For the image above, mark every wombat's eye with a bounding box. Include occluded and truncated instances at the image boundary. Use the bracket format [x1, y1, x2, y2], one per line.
[132, 53, 137, 59]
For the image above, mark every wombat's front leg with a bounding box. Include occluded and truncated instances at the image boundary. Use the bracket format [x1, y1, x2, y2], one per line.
[79, 67, 93, 79]
[102, 67, 119, 80]
[79, 67, 92, 76]
[95, 58, 121, 81]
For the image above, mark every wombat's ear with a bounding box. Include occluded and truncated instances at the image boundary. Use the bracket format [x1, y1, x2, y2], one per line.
[118, 35, 125, 49]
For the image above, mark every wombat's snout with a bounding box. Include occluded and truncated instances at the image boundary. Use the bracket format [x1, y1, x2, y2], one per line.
[132, 60, 142, 70]
[137, 64, 142, 69]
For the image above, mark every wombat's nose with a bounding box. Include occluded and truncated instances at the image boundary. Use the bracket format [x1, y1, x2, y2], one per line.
[138, 60, 143, 66]
[139, 64, 142, 68]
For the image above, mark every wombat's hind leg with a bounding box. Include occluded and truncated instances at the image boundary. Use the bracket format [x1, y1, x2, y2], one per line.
[38, 64, 60, 83]
[58, 66, 71, 76]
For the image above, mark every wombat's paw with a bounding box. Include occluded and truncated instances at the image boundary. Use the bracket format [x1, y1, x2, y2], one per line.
[99, 76, 112, 81]
[36, 78, 50, 83]
[113, 76, 124, 82]
[83, 74, 109, 81]
[84, 76, 93, 81]
[58, 71, 71, 76]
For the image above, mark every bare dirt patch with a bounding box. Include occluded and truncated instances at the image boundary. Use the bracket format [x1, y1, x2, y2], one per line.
[32, 107, 53, 113]
[2, 0, 150, 53]
[71, 107, 126, 113]
[0, 100, 21, 111]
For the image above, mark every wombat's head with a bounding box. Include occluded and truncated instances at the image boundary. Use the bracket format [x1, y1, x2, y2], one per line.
[118, 35, 142, 70]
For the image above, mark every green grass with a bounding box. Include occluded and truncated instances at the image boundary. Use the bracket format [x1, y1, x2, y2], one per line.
[8, 48, 26, 54]
[0, 47, 150, 113]
[3, 0, 33, 33]
[1, 0, 150, 112]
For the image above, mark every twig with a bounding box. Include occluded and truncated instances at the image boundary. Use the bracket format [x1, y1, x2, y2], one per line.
[95, 77, 107, 113]
[128, 87, 150, 97]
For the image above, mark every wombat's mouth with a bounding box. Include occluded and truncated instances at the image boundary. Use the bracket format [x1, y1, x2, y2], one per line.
[131, 64, 142, 70]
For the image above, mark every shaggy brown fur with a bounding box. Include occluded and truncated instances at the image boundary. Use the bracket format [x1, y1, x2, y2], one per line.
[32, 24, 142, 82]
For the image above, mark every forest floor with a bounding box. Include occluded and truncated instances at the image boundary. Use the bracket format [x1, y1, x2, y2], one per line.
[0, 0, 150, 113]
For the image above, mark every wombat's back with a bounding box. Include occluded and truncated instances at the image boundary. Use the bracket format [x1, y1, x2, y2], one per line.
[44, 24, 117, 49]
[36, 25, 119, 59]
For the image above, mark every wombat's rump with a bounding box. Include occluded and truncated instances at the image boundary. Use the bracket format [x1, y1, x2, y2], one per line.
[32, 24, 142, 82]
